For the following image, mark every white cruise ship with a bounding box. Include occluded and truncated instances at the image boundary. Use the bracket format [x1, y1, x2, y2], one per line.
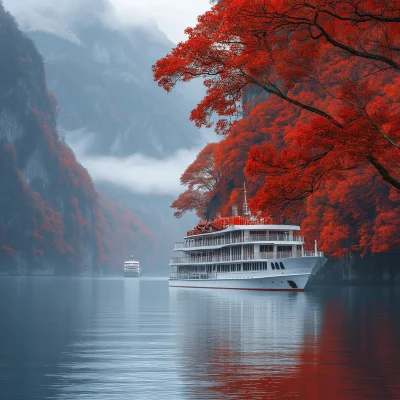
[124, 254, 141, 278]
[169, 188, 327, 291]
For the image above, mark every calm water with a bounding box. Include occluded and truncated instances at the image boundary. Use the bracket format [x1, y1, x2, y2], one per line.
[0, 277, 400, 400]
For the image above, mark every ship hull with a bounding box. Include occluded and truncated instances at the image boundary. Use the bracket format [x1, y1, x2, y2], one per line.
[169, 256, 326, 291]
[169, 274, 307, 291]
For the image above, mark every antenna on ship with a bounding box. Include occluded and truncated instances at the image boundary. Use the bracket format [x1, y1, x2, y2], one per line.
[243, 182, 251, 218]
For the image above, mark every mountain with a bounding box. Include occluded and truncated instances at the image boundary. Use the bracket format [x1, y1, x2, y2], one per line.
[0, 2, 153, 275]
[4, 0, 203, 273]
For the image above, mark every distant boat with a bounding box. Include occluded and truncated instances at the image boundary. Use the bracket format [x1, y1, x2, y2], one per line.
[169, 183, 327, 291]
[124, 253, 141, 278]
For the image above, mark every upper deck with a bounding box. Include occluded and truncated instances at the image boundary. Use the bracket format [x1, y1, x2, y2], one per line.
[185, 216, 294, 237]
[175, 220, 303, 251]
[124, 261, 139, 266]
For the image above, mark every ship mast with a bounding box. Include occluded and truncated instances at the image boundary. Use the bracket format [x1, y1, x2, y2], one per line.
[243, 182, 251, 218]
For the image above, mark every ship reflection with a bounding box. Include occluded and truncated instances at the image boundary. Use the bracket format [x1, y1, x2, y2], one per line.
[170, 288, 400, 400]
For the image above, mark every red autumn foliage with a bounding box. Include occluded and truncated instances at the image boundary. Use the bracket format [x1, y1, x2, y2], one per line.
[94, 194, 155, 269]
[0, 4, 154, 273]
[155, 0, 400, 256]
[2, 245, 14, 256]
[1, 100, 151, 272]
[204, 301, 400, 400]
[172, 143, 220, 218]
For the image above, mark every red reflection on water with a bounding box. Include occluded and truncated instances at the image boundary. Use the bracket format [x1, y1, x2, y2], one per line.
[205, 303, 400, 400]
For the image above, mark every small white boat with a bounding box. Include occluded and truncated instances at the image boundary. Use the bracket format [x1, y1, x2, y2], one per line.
[124, 254, 141, 278]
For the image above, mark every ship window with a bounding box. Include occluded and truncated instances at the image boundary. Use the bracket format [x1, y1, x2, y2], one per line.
[272, 263, 275, 270]
[279, 262, 285, 269]
[288, 280, 298, 289]
[260, 245, 273, 253]
[275, 263, 280, 270]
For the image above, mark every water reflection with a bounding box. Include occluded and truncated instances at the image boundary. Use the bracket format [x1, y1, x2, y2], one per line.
[0, 278, 399, 400]
[170, 289, 323, 398]
[49, 278, 188, 400]
[171, 287, 400, 400]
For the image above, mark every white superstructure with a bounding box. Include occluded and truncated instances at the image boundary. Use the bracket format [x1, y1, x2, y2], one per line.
[124, 254, 141, 278]
[169, 188, 326, 291]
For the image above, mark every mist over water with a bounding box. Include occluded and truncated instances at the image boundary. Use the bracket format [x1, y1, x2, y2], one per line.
[1, 277, 400, 399]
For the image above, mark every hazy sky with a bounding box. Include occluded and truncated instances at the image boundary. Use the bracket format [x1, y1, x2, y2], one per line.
[4, 0, 212, 43]
[111, 0, 212, 43]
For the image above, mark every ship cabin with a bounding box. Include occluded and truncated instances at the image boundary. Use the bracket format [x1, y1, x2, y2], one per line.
[124, 254, 140, 270]
[169, 216, 321, 279]
[124, 260, 140, 268]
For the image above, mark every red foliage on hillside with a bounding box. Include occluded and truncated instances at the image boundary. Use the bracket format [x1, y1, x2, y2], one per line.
[0, 3, 154, 273]
[154, 0, 400, 256]
[94, 194, 155, 269]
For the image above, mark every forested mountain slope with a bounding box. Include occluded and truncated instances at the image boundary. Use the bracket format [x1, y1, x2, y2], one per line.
[0, 3, 153, 274]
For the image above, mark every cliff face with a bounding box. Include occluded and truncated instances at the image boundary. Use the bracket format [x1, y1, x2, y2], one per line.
[5, 0, 202, 272]
[19, 0, 198, 158]
[0, 4, 153, 274]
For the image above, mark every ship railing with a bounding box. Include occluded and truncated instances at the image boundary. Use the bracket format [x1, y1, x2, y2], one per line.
[170, 251, 324, 264]
[174, 235, 304, 249]
[169, 272, 218, 280]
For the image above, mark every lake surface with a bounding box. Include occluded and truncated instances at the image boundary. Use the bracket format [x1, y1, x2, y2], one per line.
[0, 277, 400, 400]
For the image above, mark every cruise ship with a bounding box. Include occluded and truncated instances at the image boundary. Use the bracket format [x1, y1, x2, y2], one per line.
[169, 188, 327, 291]
[124, 254, 141, 278]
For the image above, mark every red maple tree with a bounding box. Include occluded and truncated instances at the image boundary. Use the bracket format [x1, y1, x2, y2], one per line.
[155, 0, 400, 256]
[172, 143, 220, 218]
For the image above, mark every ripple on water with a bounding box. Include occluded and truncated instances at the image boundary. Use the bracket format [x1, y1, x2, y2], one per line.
[0, 277, 400, 400]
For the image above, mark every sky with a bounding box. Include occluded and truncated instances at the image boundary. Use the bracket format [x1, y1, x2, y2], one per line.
[4, 0, 212, 44]
[111, 0, 212, 43]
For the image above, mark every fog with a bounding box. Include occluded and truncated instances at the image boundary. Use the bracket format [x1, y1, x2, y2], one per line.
[3, 0, 211, 43]
[67, 129, 211, 195]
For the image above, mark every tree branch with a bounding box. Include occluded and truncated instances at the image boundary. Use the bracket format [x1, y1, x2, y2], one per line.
[367, 154, 400, 190]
